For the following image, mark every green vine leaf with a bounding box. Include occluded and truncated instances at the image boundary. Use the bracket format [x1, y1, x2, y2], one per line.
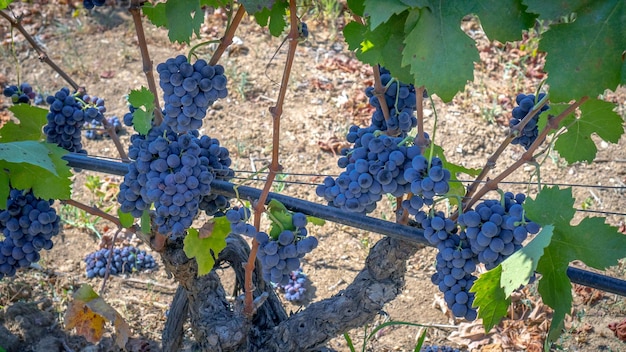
[536, 0, 626, 102]
[239, 0, 275, 14]
[142, 0, 204, 44]
[402, 1, 478, 102]
[0, 0, 13, 10]
[554, 98, 624, 164]
[470, 265, 510, 332]
[127, 87, 155, 135]
[117, 209, 134, 228]
[525, 186, 626, 345]
[523, 0, 589, 20]
[183, 219, 230, 276]
[344, 12, 414, 83]
[347, 0, 365, 17]
[500, 225, 553, 297]
[471, 0, 537, 42]
[0, 105, 48, 142]
[268, 0, 288, 37]
[0, 142, 71, 209]
[363, 0, 410, 29]
[252, 0, 288, 37]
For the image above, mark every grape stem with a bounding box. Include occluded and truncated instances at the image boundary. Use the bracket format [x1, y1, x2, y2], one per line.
[100, 227, 123, 296]
[371, 65, 392, 126]
[61, 198, 152, 247]
[209, 5, 246, 66]
[414, 86, 428, 149]
[129, 1, 164, 126]
[244, 0, 300, 318]
[462, 96, 589, 212]
[0, 9, 129, 161]
[0, 10, 81, 91]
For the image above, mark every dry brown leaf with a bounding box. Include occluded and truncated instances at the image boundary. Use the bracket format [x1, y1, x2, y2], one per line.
[64, 284, 131, 348]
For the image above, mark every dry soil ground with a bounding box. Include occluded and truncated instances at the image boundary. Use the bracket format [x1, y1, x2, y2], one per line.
[0, 2, 626, 352]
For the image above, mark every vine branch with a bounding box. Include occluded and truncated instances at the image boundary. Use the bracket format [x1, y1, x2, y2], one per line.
[0, 10, 80, 91]
[0, 8, 129, 161]
[463, 96, 589, 211]
[245, 0, 300, 317]
[129, 0, 163, 126]
[463, 94, 550, 206]
[209, 5, 246, 66]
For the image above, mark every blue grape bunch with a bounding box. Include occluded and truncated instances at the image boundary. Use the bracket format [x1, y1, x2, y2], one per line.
[123, 104, 138, 127]
[225, 207, 257, 237]
[365, 67, 419, 134]
[403, 155, 451, 208]
[44, 88, 109, 153]
[275, 267, 308, 302]
[195, 135, 234, 216]
[84, 116, 123, 140]
[3, 82, 36, 104]
[458, 192, 540, 270]
[44, 87, 87, 153]
[157, 55, 228, 133]
[0, 188, 60, 279]
[510, 93, 549, 150]
[430, 234, 478, 321]
[79, 94, 106, 123]
[255, 212, 318, 285]
[84, 246, 157, 278]
[117, 125, 214, 238]
[417, 211, 456, 247]
[418, 211, 478, 320]
[317, 128, 422, 214]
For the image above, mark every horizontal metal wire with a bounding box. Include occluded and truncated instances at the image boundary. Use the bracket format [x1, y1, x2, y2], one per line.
[62, 153, 626, 297]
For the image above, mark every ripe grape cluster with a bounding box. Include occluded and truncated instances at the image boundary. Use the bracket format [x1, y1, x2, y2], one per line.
[44, 87, 86, 153]
[117, 125, 213, 238]
[510, 93, 549, 150]
[225, 207, 256, 237]
[365, 67, 418, 133]
[459, 192, 540, 270]
[44, 88, 107, 153]
[84, 116, 123, 140]
[84, 246, 157, 278]
[0, 189, 59, 279]
[418, 211, 478, 320]
[3, 82, 36, 104]
[403, 155, 451, 208]
[196, 135, 234, 216]
[317, 127, 422, 214]
[276, 267, 308, 301]
[157, 55, 228, 133]
[255, 213, 318, 285]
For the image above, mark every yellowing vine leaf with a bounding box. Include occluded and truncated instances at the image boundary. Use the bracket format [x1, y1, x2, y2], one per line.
[64, 284, 130, 348]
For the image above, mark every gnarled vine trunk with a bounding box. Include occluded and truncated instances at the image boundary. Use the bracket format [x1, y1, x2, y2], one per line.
[160, 234, 422, 351]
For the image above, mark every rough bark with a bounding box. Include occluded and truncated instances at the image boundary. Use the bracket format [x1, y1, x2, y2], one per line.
[160, 233, 421, 351]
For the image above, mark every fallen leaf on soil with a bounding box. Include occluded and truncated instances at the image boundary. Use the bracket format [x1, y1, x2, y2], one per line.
[64, 284, 130, 348]
[574, 284, 605, 305]
[608, 318, 626, 341]
[100, 70, 115, 79]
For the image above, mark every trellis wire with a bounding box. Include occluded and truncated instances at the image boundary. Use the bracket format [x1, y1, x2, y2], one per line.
[63, 153, 626, 297]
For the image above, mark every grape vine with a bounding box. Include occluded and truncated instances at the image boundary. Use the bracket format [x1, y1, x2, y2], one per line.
[0, 0, 625, 351]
